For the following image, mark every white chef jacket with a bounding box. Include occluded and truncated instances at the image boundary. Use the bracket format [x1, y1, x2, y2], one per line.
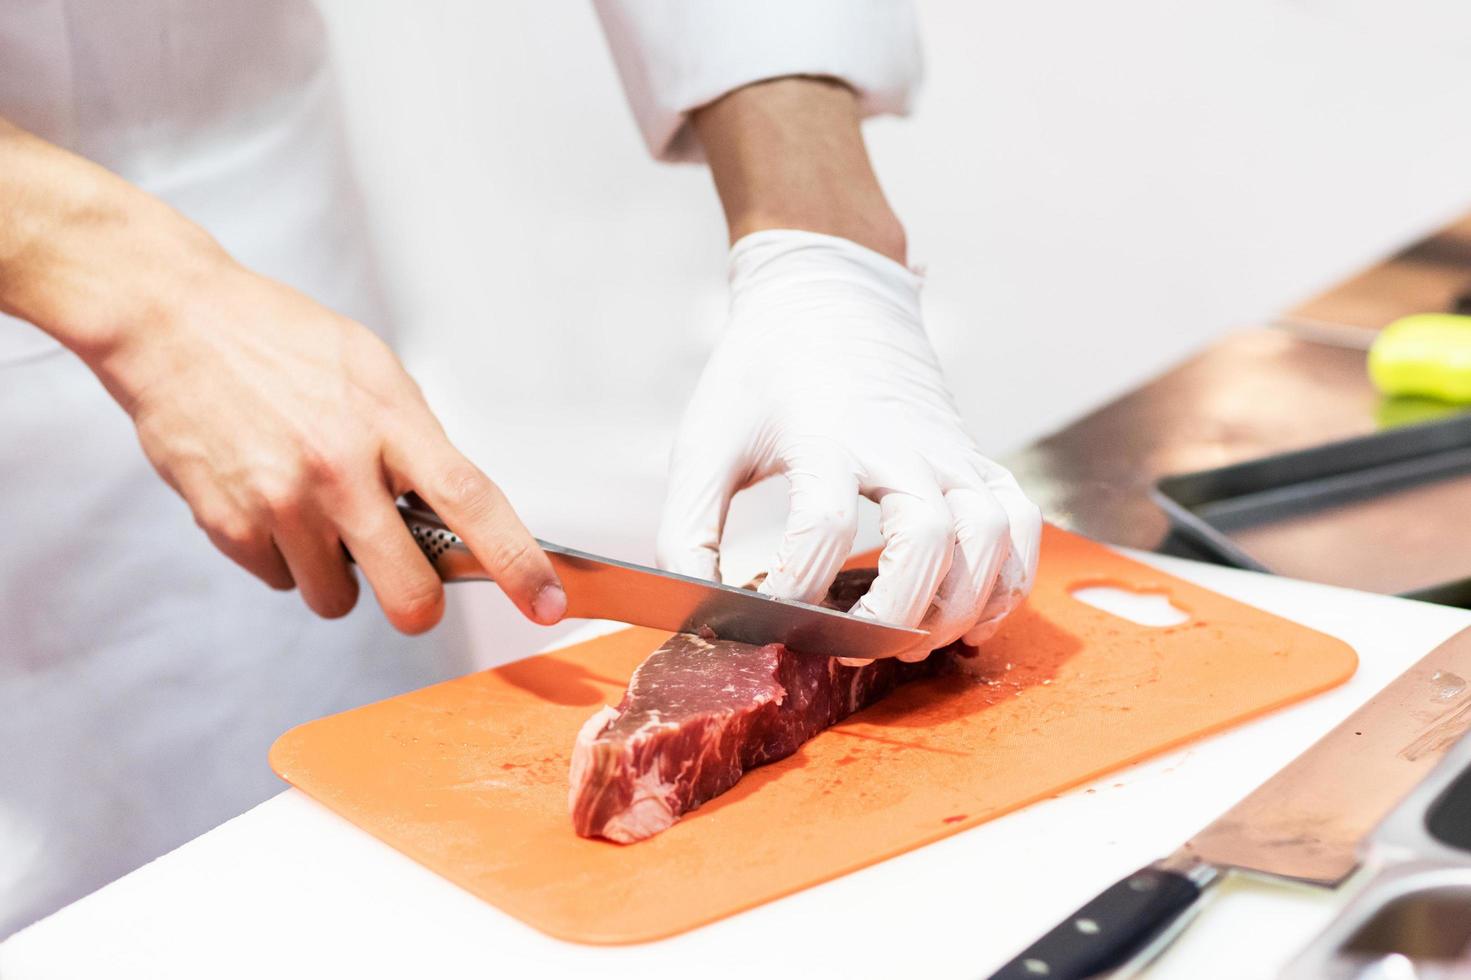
[0, 0, 920, 938]
[594, 0, 921, 161]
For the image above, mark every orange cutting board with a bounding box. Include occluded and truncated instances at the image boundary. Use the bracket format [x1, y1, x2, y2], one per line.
[270, 526, 1356, 944]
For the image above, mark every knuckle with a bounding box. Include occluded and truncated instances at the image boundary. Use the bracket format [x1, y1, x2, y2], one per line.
[963, 616, 1005, 648]
[433, 464, 496, 515]
[303, 449, 352, 490]
[256, 473, 307, 521]
[485, 537, 538, 580]
[962, 497, 1010, 543]
[202, 512, 259, 554]
[260, 492, 299, 522]
[805, 499, 858, 540]
[818, 507, 859, 541]
[903, 503, 954, 548]
[391, 580, 444, 634]
[191, 506, 218, 536]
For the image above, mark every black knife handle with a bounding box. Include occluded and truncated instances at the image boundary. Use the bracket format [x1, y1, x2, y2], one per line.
[989, 865, 1207, 980]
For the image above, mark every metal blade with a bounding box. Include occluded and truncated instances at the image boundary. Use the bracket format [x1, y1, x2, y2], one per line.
[1180, 626, 1471, 886]
[398, 505, 927, 661]
[542, 543, 926, 661]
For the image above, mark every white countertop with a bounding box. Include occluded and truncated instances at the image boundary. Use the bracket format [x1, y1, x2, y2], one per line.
[4, 552, 1469, 980]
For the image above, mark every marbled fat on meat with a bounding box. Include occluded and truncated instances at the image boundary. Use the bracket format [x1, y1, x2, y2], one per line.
[569, 570, 971, 842]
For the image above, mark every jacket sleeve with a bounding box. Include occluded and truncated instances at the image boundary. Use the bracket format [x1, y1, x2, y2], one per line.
[592, 0, 923, 162]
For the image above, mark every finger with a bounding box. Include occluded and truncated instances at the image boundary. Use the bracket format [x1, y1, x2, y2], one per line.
[919, 486, 1011, 651]
[655, 444, 740, 583]
[201, 520, 295, 590]
[393, 436, 565, 625]
[338, 494, 445, 635]
[758, 454, 858, 604]
[205, 524, 295, 591]
[958, 458, 1043, 646]
[962, 548, 1028, 647]
[179, 476, 294, 590]
[973, 456, 1043, 593]
[847, 482, 956, 663]
[273, 515, 360, 619]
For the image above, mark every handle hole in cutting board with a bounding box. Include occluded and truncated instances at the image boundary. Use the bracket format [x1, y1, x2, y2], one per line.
[1069, 584, 1190, 627]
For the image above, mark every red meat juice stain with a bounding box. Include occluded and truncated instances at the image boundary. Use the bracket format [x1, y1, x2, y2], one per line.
[942, 814, 967, 824]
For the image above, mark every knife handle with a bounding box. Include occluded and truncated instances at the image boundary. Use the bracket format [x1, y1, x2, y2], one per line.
[393, 504, 497, 582]
[989, 863, 1214, 980]
[344, 504, 536, 583]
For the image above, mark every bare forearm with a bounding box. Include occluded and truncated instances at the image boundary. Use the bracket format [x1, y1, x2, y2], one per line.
[691, 77, 906, 263]
[0, 119, 226, 370]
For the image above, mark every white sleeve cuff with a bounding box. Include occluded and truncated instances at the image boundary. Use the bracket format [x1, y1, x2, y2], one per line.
[593, 0, 923, 163]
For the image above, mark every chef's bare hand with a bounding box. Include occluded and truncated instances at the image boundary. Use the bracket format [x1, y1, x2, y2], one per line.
[93, 258, 566, 634]
[0, 119, 562, 633]
[656, 231, 1040, 661]
[0, 120, 564, 632]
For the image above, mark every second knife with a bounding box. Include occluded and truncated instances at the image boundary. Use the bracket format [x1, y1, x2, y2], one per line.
[991, 626, 1471, 980]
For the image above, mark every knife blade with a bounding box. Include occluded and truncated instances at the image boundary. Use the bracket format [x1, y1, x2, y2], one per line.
[394, 504, 927, 661]
[990, 625, 1471, 980]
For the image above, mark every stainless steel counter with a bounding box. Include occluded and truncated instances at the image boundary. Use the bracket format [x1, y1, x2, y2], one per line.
[1004, 326, 1383, 555]
[1005, 208, 1471, 567]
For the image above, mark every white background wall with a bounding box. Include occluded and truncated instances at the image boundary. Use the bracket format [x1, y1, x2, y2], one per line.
[314, 1, 1471, 650]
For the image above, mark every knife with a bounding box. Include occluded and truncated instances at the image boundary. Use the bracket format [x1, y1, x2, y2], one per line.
[990, 626, 1471, 980]
[392, 504, 927, 661]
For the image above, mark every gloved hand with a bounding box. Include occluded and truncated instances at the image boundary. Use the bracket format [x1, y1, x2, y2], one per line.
[657, 230, 1042, 661]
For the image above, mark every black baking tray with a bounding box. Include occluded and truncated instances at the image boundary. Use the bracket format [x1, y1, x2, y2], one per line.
[1153, 413, 1471, 605]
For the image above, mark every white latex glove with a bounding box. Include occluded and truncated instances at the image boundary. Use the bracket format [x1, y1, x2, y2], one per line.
[657, 230, 1043, 661]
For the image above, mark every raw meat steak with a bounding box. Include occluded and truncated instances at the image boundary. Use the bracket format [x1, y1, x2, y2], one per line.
[569, 569, 972, 843]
